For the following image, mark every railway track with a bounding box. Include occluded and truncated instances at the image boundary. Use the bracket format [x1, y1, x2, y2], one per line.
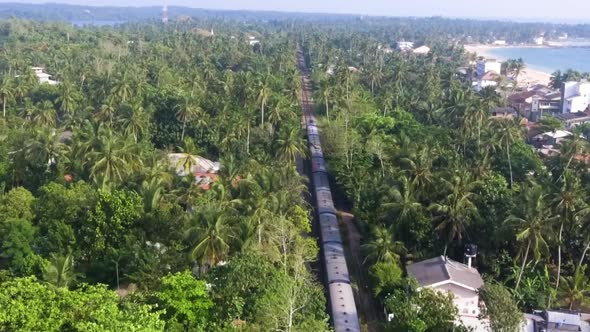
[296, 47, 361, 332]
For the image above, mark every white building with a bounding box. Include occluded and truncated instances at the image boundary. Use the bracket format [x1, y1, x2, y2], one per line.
[413, 45, 431, 55]
[397, 41, 414, 52]
[247, 35, 260, 46]
[533, 36, 544, 45]
[476, 60, 502, 78]
[561, 81, 590, 113]
[493, 40, 507, 46]
[31, 67, 59, 85]
[474, 71, 500, 91]
[407, 256, 487, 332]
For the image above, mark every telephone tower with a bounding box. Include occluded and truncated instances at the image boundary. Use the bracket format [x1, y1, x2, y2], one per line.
[162, 0, 169, 24]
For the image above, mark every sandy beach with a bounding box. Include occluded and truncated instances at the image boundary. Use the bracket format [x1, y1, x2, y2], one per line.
[464, 45, 552, 87]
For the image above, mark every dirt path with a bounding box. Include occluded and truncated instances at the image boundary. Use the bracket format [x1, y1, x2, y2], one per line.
[340, 211, 380, 332]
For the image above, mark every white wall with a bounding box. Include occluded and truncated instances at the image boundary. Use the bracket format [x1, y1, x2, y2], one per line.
[477, 61, 502, 77]
[434, 283, 480, 317]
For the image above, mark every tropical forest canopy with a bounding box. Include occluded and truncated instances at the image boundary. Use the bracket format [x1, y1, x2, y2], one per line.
[0, 9, 589, 332]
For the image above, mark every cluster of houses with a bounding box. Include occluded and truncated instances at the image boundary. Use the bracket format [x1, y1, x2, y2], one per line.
[464, 54, 590, 160]
[406, 253, 590, 331]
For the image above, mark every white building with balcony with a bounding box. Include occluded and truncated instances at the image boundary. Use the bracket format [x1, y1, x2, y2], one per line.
[561, 81, 590, 113]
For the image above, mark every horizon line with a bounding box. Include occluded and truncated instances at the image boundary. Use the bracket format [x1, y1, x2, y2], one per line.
[1, 1, 590, 24]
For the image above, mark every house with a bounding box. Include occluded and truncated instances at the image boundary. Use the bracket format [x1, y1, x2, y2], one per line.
[474, 71, 500, 91]
[476, 59, 502, 78]
[168, 153, 221, 190]
[508, 85, 561, 120]
[561, 81, 590, 113]
[532, 130, 572, 147]
[491, 107, 517, 119]
[523, 310, 590, 332]
[397, 41, 415, 52]
[413, 45, 431, 55]
[406, 256, 486, 332]
[533, 36, 545, 45]
[31, 67, 59, 85]
[555, 112, 590, 129]
[493, 40, 507, 46]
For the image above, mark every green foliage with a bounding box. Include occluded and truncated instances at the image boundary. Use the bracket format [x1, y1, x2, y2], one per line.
[479, 282, 524, 332]
[383, 280, 460, 332]
[0, 276, 165, 332]
[154, 271, 212, 332]
[0, 218, 44, 276]
[369, 261, 403, 298]
[0, 186, 35, 220]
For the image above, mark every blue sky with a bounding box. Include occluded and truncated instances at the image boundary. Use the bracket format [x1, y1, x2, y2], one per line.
[3, 0, 590, 20]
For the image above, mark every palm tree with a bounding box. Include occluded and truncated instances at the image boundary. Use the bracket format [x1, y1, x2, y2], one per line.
[361, 225, 406, 264]
[85, 129, 140, 190]
[34, 101, 58, 127]
[120, 101, 149, 143]
[174, 96, 201, 142]
[429, 172, 480, 256]
[552, 174, 586, 292]
[557, 266, 590, 310]
[383, 176, 423, 225]
[0, 76, 14, 118]
[506, 184, 555, 290]
[185, 206, 236, 268]
[42, 253, 81, 288]
[275, 127, 307, 163]
[492, 119, 524, 188]
[256, 75, 272, 126]
[26, 127, 67, 170]
[557, 128, 589, 182]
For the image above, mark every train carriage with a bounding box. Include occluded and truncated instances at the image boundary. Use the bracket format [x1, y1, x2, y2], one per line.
[311, 156, 327, 173]
[320, 213, 342, 244]
[324, 242, 350, 284]
[329, 283, 361, 332]
[316, 189, 336, 215]
[313, 172, 330, 191]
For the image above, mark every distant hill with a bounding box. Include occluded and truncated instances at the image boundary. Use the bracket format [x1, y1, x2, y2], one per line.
[0, 2, 357, 23]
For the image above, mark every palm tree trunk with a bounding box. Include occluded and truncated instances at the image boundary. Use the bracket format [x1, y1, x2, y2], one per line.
[181, 118, 187, 141]
[3, 95, 5, 118]
[246, 122, 250, 155]
[556, 221, 564, 291]
[507, 142, 514, 188]
[516, 241, 531, 290]
[261, 102, 265, 126]
[325, 99, 329, 122]
[443, 243, 448, 257]
[578, 238, 590, 271]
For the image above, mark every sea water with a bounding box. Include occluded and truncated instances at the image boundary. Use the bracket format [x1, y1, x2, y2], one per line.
[484, 47, 590, 74]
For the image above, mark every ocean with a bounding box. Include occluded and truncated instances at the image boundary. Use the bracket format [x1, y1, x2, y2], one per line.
[484, 47, 590, 74]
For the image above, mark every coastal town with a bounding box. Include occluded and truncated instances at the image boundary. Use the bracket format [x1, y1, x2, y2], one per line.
[3, 2, 590, 332]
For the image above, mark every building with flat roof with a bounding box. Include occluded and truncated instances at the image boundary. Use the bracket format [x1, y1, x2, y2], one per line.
[561, 81, 590, 113]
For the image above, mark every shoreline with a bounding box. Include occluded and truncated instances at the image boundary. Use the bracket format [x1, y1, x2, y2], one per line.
[464, 44, 553, 87]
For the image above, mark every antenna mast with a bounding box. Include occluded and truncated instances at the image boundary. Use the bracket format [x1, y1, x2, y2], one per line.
[162, 0, 169, 24]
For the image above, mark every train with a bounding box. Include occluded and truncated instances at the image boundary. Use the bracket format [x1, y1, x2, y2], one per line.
[298, 54, 361, 332]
